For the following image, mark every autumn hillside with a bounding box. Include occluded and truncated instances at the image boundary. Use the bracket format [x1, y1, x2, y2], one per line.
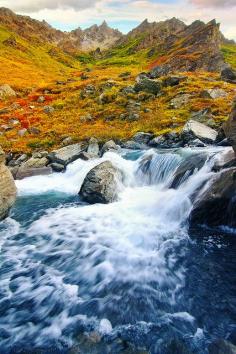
[0, 8, 236, 153]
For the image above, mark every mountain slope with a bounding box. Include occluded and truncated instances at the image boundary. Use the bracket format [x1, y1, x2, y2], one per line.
[70, 21, 123, 51]
[103, 18, 226, 73]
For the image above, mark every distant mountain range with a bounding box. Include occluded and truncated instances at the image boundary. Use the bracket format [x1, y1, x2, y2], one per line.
[0, 7, 235, 74]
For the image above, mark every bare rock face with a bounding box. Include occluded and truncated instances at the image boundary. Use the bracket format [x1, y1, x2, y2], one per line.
[189, 168, 236, 228]
[79, 161, 123, 204]
[0, 146, 17, 220]
[149, 19, 225, 74]
[224, 97, 236, 155]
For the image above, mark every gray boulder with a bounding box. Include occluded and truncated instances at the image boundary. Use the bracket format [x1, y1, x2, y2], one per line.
[134, 78, 162, 95]
[87, 137, 99, 157]
[79, 161, 123, 204]
[189, 168, 236, 228]
[221, 67, 236, 84]
[181, 120, 218, 144]
[122, 140, 147, 150]
[16, 166, 52, 180]
[170, 94, 191, 109]
[0, 146, 17, 220]
[200, 88, 227, 99]
[212, 148, 236, 172]
[133, 132, 154, 145]
[15, 156, 50, 179]
[43, 105, 54, 114]
[101, 140, 120, 155]
[48, 143, 86, 166]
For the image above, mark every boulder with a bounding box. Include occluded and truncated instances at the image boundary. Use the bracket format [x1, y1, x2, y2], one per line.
[208, 339, 236, 354]
[18, 128, 27, 137]
[221, 67, 236, 84]
[149, 132, 183, 149]
[224, 97, 236, 155]
[0, 84, 16, 100]
[43, 105, 54, 114]
[133, 132, 154, 145]
[134, 78, 162, 95]
[189, 168, 236, 228]
[181, 120, 218, 144]
[101, 140, 120, 155]
[200, 88, 227, 99]
[50, 163, 65, 172]
[14, 156, 50, 179]
[48, 143, 86, 166]
[0, 146, 17, 220]
[212, 148, 236, 172]
[162, 76, 186, 87]
[62, 137, 73, 146]
[170, 153, 207, 189]
[122, 140, 147, 150]
[16, 166, 52, 180]
[87, 137, 99, 157]
[79, 161, 123, 204]
[170, 94, 191, 109]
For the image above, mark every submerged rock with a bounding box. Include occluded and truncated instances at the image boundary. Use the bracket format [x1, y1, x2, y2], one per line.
[208, 339, 236, 354]
[181, 120, 217, 144]
[0, 146, 17, 220]
[170, 153, 207, 189]
[189, 168, 236, 228]
[79, 161, 123, 204]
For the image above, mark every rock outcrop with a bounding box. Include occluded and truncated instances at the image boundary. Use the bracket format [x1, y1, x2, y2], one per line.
[189, 168, 236, 228]
[48, 143, 86, 166]
[181, 120, 218, 144]
[224, 97, 236, 155]
[0, 146, 17, 220]
[79, 161, 123, 204]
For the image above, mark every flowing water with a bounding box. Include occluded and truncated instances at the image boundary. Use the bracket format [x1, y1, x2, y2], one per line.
[0, 147, 235, 353]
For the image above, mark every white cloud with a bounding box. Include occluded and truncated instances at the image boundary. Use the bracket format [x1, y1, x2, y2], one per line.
[0, 0, 101, 12]
[190, 0, 235, 7]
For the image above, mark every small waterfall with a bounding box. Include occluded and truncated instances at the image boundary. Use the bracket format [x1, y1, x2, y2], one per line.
[135, 150, 182, 186]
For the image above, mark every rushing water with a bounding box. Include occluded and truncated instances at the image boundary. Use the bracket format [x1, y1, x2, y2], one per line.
[0, 147, 235, 353]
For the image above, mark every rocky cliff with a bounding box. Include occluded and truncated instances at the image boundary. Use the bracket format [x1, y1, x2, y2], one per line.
[224, 97, 236, 155]
[0, 146, 17, 220]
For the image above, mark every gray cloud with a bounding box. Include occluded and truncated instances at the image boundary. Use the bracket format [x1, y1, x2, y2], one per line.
[190, 0, 236, 7]
[0, 0, 100, 12]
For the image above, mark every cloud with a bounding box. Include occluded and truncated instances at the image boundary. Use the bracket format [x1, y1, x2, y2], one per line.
[0, 0, 101, 12]
[190, 0, 236, 7]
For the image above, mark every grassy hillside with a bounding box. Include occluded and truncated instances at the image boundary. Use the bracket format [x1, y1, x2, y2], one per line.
[0, 25, 236, 153]
[221, 43, 236, 69]
[0, 25, 80, 90]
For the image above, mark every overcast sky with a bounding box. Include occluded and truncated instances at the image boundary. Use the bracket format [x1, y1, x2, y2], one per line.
[0, 0, 235, 39]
